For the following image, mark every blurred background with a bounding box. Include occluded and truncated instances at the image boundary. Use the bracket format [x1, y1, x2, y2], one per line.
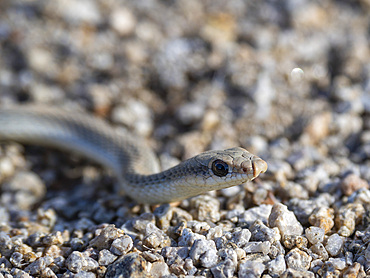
[0, 0, 369, 211]
[0, 0, 368, 162]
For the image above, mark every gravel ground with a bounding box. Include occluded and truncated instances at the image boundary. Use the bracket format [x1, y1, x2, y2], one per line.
[0, 0, 369, 277]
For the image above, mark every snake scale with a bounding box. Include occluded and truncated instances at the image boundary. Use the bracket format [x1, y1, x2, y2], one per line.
[0, 106, 267, 204]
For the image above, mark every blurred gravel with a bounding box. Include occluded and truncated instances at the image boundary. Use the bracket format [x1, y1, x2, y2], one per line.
[0, 0, 369, 277]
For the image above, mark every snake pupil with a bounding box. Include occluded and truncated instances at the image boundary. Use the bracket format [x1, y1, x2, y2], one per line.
[212, 160, 229, 177]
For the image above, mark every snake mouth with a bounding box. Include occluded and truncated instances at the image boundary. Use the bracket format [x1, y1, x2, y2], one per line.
[252, 158, 268, 178]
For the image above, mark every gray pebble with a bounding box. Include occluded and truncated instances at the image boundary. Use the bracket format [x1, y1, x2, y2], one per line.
[211, 258, 235, 278]
[150, 261, 170, 278]
[189, 239, 218, 268]
[239, 205, 272, 226]
[98, 249, 117, 266]
[325, 234, 344, 256]
[230, 229, 251, 248]
[178, 228, 206, 247]
[305, 226, 325, 245]
[73, 271, 96, 278]
[266, 254, 286, 276]
[2, 171, 46, 210]
[250, 219, 280, 243]
[110, 235, 133, 256]
[244, 241, 271, 255]
[105, 253, 151, 278]
[269, 203, 303, 237]
[309, 243, 329, 260]
[65, 251, 99, 273]
[88, 225, 125, 250]
[238, 260, 265, 277]
[285, 248, 312, 271]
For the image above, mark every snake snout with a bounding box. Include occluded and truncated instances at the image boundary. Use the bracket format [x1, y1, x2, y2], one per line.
[252, 158, 268, 178]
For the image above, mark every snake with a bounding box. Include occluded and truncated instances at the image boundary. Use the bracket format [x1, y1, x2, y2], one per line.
[0, 106, 267, 204]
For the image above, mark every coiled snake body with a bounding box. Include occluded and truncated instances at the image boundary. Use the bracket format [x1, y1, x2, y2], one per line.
[0, 106, 267, 204]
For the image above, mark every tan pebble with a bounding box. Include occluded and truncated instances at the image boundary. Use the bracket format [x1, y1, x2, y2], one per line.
[336, 203, 365, 237]
[303, 112, 332, 144]
[341, 173, 369, 196]
[308, 207, 335, 233]
[110, 8, 136, 36]
[341, 262, 366, 278]
[44, 245, 63, 258]
[201, 110, 220, 131]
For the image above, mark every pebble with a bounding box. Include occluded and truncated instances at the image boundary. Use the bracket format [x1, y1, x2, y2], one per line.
[268, 203, 304, 237]
[305, 226, 325, 245]
[229, 229, 251, 248]
[309, 243, 329, 260]
[243, 241, 271, 255]
[109, 8, 136, 36]
[190, 195, 221, 223]
[105, 253, 150, 278]
[238, 260, 265, 277]
[143, 223, 171, 249]
[308, 207, 335, 233]
[285, 248, 312, 271]
[211, 258, 235, 278]
[1, 171, 46, 210]
[98, 250, 117, 266]
[109, 235, 133, 256]
[189, 239, 218, 268]
[340, 173, 369, 196]
[336, 203, 364, 237]
[266, 254, 286, 276]
[88, 225, 125, 250]
[325, 234, 344, 256]
[65, 251, 99, 273]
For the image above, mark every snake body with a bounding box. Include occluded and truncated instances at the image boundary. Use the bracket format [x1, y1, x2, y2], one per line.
[0, 106, 267, 204]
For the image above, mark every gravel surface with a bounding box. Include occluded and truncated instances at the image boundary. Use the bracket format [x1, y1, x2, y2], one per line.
[0, 0, 369, 277]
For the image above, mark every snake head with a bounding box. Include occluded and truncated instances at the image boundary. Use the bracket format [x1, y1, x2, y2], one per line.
[191, 147, 268, 191]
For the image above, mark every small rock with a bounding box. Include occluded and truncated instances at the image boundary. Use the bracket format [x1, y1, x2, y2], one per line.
[325, 234, 344, 256]
[178, 228, 206, 247]
[269, 203, 303, 237]
[285, 248, 312, 271]
[189, 239, 218, 268]
[105, 253, 150, 278]
[250, 220, 281, 243]
[283, 235, 308, 249]
[190, 195, 221, 222]
[65, 251, 99, 273]
[98, 249, 117, 266]
[305, 226, 325, 244]
[309, 243, 329, 260]
[211, 258, 235, 278]
[24, 256, 53, 275]
[266, 254, 286, 276]
[143, 223, 171, 249]
[244, 241, 271, 255]
[150, 261, 170, 278]
[2, 171, 46, 210]
[336, 203, 365, 237]
[308, 207, 335, 233]
[341, 173, 369, 196]
[280, 268, 315, 278]
[341, 262, 366, 278]
[238, 260, 265, 277]
[230, 229, 251, 248]
[88, 225, 125, 250]
[110, 236, 133, 256]
[110, 8, 136, 36]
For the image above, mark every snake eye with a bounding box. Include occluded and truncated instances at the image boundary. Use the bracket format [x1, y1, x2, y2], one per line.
[212, 160, 229, 177]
